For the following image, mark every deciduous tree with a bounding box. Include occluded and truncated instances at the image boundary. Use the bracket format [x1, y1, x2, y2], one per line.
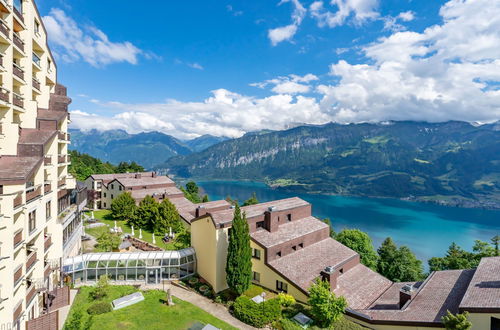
[335, 229, 378, 270]
[242, 192, 259, 206]
[377, 237, 424, 282]
[110, 192, 136, 222]
[442, 311, 472, 330]
[155, 199, 183, 234]
[308, 278, 347, 327]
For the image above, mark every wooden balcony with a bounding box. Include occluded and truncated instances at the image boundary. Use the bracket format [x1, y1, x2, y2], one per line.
[13, 33, 24, 52]
[26, 186, 41, 203]
[44, 235, 52, 252]
[26, 251, 37, 272]
[13, 230, 23, 248]
[58, 178, 65, 187]
[13, 301, 22, 323]
[44, 264, 51, 278]
[13, 192, 23, 208]
[32, 77, 40, 90]
[13, 266, 23, 286]
[0, 19, 8, 38]
[0, 87, 9, 103]
[44, 156, 52, 165]
[26, 284, 36, 305]
[44, 183, 51, 194]
[58, 132, 66, 140]
[13, 63, 24, 80]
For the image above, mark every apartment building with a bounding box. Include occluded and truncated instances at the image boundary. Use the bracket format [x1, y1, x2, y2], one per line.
[0, 0, 80, 327]
[191, 197, 500, 330]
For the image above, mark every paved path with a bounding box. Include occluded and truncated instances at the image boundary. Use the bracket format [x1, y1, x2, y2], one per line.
[58, 289, 78, 329]
[140, 283, 256, 330]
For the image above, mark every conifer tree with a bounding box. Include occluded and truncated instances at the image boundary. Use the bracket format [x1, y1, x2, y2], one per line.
[226, 205, 252, 295]
[110, 192, 136, 222]
[131, 195, 159, 230]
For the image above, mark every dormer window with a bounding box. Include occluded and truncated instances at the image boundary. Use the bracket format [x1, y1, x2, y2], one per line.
[287, 214, 292, 221]
[276, 251, 281, 258]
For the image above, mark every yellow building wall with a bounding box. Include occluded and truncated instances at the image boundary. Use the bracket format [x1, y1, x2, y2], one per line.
[250, 241, 309, 303]
[191, 216, 220, 291]
[468, 312, 500, 330]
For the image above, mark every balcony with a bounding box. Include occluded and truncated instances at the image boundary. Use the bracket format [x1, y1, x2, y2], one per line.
[44, 182, 51, 194]
[13, 5, 23, 23]
[26, 186, 41, 203]
[13, 266, 23, 286]
[13, 230, 23, 248]
[58, 154, 68, 164]
[13, 92, 24, 109]
[26, 284, 36, 305]
[0, 87, 9, 103]
[13, 63, 24, 80]
[13, 301, 22, 323]
[13, 33, 24, 52]
[13, 192, 23, 208]
[44, 235, 52, 252]
[44, 263, 51, 278]
[58, 178, 65, 187]
[32, 52, 41, 68]
[0, 19, 8, 39]
[26, 251, 37, 272]
[32, 77, 40, 91]
[44, 156, 52, 166]
[0, 54, 3, 68]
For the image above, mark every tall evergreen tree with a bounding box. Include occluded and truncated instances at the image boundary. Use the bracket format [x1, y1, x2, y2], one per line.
[155, 199, 183, 234]
[110, 192, 137, 222]
[225, 205, 252, 295]
[492, 235, 500, 256]
[131, 195, 159, 230]
[242, 192, 259, 206]
[377, 237, 424, 282]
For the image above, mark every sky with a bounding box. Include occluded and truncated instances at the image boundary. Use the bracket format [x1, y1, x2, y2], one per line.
[37, 0, 500, 139]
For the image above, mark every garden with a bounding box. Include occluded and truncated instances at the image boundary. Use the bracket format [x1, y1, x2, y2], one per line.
[63, 277, 236, 330]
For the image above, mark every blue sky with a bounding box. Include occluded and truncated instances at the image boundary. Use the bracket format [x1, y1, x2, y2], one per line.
[38, 0, 500, 139]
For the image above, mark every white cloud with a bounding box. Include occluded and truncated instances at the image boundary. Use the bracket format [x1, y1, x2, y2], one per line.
[226, 5, 243, 16]
[383, 10, 416, 31]
[268, 0, 306, 46]
[72, 0, 500, 138]
[310, 0, 379, 28]
[398, 11, 415, 22]
[188, 62, 204, 70]
[42, 8, 144, 67]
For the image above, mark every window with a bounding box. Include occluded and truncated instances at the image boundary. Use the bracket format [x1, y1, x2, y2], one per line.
[28, 210, 36, 233]
[339, 268, 344, 274]
[111, 194, 114, 199]
[13, 0, 22, 12]
[491, 317, 500, 330]
[119, 186, 122, 191]
[276, 251, 281, 258]
[34, 20, 40, 35]
[103, 193, 107, 198]
[110, 184, 114, 189]
[46, 201, 51, 220]
[287, 214, 292, 221]
[47, 59, 52, 71]
[252, 248, 261, 260]
[298, 243, 304, 248]
[292, 245, 297, 251]
[96, 182, 102, 189]
[276, 280, 288, 293]
[103, 203, 106, 208]
[252, 271, 260, 283]
[256, 221, 265, 229]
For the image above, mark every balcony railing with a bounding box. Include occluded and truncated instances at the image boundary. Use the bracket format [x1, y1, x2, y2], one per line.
[13, 5, 23, 23]
[0, 54, 3, 67]
[44, 182, 51, 194]
[32, 52, 41, 67]
[13, 192, 23, 208]
[26, 186, 41, 203]
[13, 92, 23, 108]
[58, 155, 67, 163]
[13, 33, 24, 52]
[58, 132, 66, 140]
[0, 87, 9, 103]
[13, 63, 24, 80]
[44, 235, 52, 252]
[58, 178, 65, 187]
[32, 77, 40, 90]
[0, 19, 9, 38]
[26, 285, 36, 305]
[44, 156, 52, 165]
[26, 251, 37, 272]
[13, 230, 23, 248]
[13, 301, 22, 322]
[44, 264, 51, 278]
[13, 266, 23, 286]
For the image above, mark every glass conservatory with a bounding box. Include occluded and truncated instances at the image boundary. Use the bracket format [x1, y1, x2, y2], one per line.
[62, 248, 196, 285]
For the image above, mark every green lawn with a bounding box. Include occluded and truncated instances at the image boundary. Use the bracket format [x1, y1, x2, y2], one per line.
[84, 210, 187, 251]
[65, 286, 237, 330]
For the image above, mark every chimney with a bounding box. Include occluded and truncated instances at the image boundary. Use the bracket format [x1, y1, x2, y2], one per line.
[320, 266, 338, 290]
[196, 206, 207, 218]
[399, 284, 415, 308]
[264, 206, 279, 233]
[135, 173, 141, 179]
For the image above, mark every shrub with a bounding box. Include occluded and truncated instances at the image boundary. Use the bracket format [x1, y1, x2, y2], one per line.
[89, 275, 109, 300]
[243, 284, 264, 298]
[233, 296, 282, 328]
[87, 301, 112, 315]
[214, 295, 223, 304]
[278, 319, 303, 330]
[277, 293, 296, 307]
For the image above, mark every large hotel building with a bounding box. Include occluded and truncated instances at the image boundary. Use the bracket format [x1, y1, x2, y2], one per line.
[0, 0, 85, 328]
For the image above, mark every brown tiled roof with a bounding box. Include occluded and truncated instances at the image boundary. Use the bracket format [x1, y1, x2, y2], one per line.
[334, 264, 393, 309]
[368, 282, 422, 310]
[268, 238, 358, 293]
[0, 156, 42, 183]
[18, 128, 57, 145]
[90, 172, 154, 181]
[130, 187, 184, 200]
[210, 197, 310, 226]
[357, 269, 475, 324]
[251, 216, 327, 248]
[459, 256, 500, 311]
[37, 109, 67, 121]
[115, 176, 175, 188]
[170, 198, 232, 223]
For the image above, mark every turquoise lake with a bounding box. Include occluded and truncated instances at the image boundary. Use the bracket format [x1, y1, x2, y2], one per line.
[198, 180, 500, 266]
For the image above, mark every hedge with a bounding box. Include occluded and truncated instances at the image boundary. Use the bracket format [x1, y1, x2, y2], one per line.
[87, 302, 112, 315]
[233, 296, 281, 328]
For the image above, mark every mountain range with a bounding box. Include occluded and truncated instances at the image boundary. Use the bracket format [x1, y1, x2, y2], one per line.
[69, 129, 228, 169]
[161, 121, 500, 208]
